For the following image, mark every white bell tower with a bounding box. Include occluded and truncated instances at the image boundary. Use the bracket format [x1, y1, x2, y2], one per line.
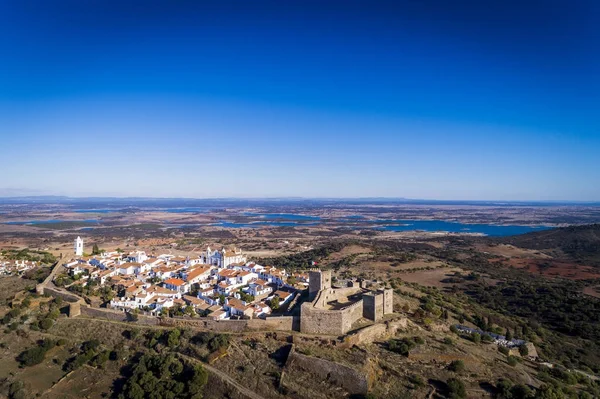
[74, 236, 84, 256]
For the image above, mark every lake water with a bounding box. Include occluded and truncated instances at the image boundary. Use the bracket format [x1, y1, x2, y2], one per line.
[164, 207, 209, 213]
[214, 221, 320, 228]
[75, 209, 118, 213]
[372, 220, 549, 236]
[243, 212, 321, 221]
[4, 219, 99, 225]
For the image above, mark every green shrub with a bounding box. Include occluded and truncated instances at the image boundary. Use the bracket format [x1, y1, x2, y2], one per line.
[39, 318, 54, 330]
[447, 377, 466, 399]
[448, 360, 465, 373]
[17, 340, 56, 367]
[518, 345, 529, 357]
[507, 356, 519, 367]
[481, 334, 494, 343]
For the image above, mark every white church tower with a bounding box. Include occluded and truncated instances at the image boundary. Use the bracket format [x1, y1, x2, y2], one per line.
[74, 236, 84, 257]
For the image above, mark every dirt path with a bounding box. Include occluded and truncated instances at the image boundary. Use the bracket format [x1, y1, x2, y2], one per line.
[179, 353, 266, 399]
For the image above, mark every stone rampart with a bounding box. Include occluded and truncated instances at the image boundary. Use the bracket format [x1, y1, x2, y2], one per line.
[159, 315, 297, 332]
[79, 305, 159, 325]
[300, 299, 364, 335]
[76, 304, 297, 332]
[313, 287, 362, 308]
[283, 344, 368, 395]
[42, 286, 86, 304]
[343, 318, 410, 347]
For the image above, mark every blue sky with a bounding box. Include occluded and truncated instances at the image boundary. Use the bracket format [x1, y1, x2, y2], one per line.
[0, 1, 598, 200]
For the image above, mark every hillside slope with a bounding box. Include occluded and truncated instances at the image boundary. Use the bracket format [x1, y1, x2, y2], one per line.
[496, 224, 600, 266]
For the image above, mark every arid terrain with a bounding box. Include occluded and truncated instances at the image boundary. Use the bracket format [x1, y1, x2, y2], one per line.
[1, 200, 600, 398]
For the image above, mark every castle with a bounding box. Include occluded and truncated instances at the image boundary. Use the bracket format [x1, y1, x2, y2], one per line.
[300, 270, 393, 335]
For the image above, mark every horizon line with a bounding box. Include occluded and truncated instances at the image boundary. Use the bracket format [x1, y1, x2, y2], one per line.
[0, 195, 599, 204]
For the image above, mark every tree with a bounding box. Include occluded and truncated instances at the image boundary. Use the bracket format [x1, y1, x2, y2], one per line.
[496, 379, 513, 399]
[92, 244, 100, 255]
[471, 333, 481, 344]
[447, 378, 466, 399]
[184, 306, 196, 317]
[270, 296, 280, 311]
[481, 334, 494, 343]
[167, 329, 181, 348]
[448, 360, 465, 373]
[507, 356, 519, 367]
[518, 344, 529, 357]
[505, 328, 513, 341]
[188, 364, 208, 396]
[39, 318, 54, 330]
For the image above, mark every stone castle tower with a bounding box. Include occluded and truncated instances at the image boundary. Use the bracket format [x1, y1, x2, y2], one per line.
[74, 236, 83, 256]
[308, 269, 331, 300]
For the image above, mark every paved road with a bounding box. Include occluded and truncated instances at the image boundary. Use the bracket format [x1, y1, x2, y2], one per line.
[178, 354, 266, 399]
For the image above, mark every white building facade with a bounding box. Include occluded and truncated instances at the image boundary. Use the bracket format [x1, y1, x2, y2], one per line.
[74, 236, 84, 256]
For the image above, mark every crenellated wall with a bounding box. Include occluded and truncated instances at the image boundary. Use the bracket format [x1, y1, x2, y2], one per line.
[300, 298, 364, 335]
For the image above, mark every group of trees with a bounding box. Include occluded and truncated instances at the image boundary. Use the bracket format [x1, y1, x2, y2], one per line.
[117, 354, 208, 399]
[190, 332, 230, 353]
[386, 336, 424, 356]
[255, 242, 347, 270]
[237, 289, 255, 303]
[17, 339, 63, 367]
[64, 339, 113, 372]
[143, 328, 184, 350]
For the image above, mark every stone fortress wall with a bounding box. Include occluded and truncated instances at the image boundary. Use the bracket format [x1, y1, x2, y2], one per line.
[301, 270, 394, 335]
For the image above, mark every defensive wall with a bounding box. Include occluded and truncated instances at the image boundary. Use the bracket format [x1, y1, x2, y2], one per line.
[42, 285, 86, 304]
[282, 344, 369, 395]
[79, 305, 159, 325]
[342, 317, 411, 347]
[76, 304, 297, 332]
[159, 315, 298, 332]
[301, 270, 395, 335]
[300, 298, 364, 335]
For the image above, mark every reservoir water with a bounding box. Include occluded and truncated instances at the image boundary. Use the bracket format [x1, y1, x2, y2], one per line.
[373, 220, 548, 236]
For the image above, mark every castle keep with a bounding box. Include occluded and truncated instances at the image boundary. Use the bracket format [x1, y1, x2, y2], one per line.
[300, 270, 394, 335]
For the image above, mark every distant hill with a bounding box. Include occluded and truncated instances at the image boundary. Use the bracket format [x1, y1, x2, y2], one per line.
[497, 224, 600, 267]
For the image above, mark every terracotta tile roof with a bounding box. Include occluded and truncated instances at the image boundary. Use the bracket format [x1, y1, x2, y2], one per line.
[274, 290, 292, 300]
[183, 295, 204, 305]
[186, 265, 212, 281]
[164, 278, 185, 286]
[146, 285, 178, 295]
[226, 298, 250, 310]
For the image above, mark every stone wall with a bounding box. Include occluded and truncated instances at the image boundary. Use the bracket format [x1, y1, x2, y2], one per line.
[77, 303, 297, 332]
[79, 305, 159, 325]
[283, 344, 368, 395]
[159, 315, 297, 332]
[383, 289, 394, 314]
[42, 286, 85, 304]
[343, 318, 410, 347]
[308, 270, 331, 300]
[342, 300, 364, 333]
[313, 287, 362, 308]
[363, 292, 383, 321]
[300, 299, 364, 335]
